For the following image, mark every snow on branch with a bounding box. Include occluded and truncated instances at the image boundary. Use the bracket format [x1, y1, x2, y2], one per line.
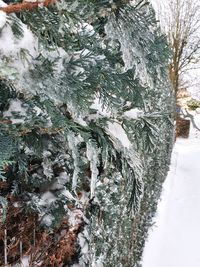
[0, 0, 54, 14]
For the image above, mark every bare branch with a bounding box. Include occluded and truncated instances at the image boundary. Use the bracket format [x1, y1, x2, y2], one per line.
[180, 109, 200, 131]
[153, 0, 200, 96]
[0, 0, 54, 14]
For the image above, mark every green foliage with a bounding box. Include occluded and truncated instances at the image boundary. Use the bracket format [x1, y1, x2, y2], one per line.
[0, 133, 16, 180]
[7, 14, 24, 39]
[0, 0, 174, 266]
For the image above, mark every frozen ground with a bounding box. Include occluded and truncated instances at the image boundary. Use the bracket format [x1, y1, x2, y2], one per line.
[142, 114, 200, 267]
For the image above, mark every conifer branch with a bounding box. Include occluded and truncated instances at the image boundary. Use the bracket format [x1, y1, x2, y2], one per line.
[0, 0, 53, 14]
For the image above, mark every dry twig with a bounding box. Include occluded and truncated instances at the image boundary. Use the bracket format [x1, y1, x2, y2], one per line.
[0, 0, 53, 14]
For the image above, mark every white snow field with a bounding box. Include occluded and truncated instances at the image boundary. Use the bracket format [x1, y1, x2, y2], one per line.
[142, 114, 200, 267]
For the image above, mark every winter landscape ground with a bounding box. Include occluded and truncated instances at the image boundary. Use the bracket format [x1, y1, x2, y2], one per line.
[142, 114, 200, 267]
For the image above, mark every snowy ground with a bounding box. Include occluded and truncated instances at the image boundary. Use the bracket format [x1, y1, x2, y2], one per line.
[142, 114, 200, 267]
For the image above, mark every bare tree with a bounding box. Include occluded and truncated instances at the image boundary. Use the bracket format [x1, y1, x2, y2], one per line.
[151, 0, 200, 98]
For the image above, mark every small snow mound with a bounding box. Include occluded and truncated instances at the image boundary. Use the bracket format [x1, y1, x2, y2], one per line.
[124, 108, 144, 119]
[0, 0, 7, 7]
[91, 97, 111, 117]
[21, 256, 30, 267]
[39, 191, 56, 205]
[0, 20, 37, 57]
[0, 10, 38, 82]
[0, 10, 6, 29]
[41, 214, 54, 227]
[106, 121, 131, 148]
[78, 22, 95, 37]
[3, 99, 26, 124]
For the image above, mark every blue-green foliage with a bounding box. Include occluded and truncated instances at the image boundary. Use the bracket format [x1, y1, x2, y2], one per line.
[0, 0, 174, 266]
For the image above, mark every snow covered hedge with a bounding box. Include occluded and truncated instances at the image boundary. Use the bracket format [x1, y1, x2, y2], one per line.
[0, 0, 174, 266]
